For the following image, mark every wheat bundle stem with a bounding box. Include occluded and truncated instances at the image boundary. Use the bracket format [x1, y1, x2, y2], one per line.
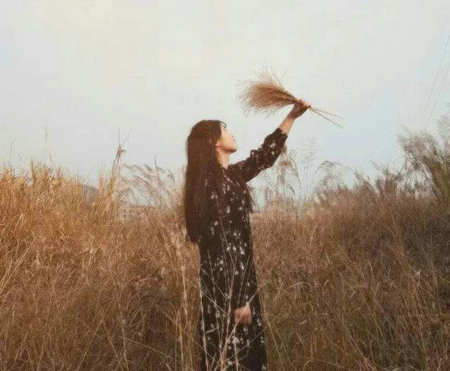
[238, 69, 344, 128]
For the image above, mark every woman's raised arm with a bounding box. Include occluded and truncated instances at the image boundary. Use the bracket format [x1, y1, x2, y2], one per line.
[228, 100, 310, 182]
[228, 126, 288, 182]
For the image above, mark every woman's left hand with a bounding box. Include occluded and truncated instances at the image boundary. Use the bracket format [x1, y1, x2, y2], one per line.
[288, 98, 311, 119]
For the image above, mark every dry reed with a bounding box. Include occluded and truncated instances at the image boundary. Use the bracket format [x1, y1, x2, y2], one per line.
[238, 68, 344, 128]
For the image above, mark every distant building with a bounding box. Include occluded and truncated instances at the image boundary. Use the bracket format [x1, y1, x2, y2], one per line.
[78, 183, 153, 220]
[119, 203, 152, 220]
[80, 184, 99, 206]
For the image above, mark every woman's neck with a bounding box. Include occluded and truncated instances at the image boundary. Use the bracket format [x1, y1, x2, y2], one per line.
[216, 150, 230, 169]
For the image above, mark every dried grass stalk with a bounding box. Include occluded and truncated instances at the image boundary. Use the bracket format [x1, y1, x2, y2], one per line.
[238, 69, 344, 128]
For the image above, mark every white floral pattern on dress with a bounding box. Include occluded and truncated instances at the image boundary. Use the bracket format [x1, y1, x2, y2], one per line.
[197, 127, 288, 371]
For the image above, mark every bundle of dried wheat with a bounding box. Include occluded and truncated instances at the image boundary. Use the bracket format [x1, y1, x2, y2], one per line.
[238, 69, 343, 128]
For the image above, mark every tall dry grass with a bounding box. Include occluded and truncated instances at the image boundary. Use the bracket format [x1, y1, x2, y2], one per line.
[0, 122, 448, 370]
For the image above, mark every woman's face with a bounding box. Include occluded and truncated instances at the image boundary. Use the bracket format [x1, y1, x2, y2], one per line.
[216, 122, 237, 153]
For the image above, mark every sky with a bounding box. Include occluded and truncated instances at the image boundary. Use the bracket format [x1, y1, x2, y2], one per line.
[1, 0, 450, 199]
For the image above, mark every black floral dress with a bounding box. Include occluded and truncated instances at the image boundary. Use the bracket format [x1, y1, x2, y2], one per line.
[196, 127, 288, 371]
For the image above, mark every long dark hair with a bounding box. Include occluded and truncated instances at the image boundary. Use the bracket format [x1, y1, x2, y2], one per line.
[184, 119, 254, 244]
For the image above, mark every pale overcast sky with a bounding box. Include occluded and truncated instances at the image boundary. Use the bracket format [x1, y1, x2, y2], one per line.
[1, 1, 450, 196]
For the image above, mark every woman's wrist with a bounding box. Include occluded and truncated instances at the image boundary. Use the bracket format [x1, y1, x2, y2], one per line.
[287, 112, 298, 120]
[280, 114, 295, 135]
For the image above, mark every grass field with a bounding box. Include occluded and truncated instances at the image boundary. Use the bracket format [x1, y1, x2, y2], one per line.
[0, 125, 448, 370]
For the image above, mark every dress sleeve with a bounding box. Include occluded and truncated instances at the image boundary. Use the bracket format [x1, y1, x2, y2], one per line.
[228, 127, 288, 182]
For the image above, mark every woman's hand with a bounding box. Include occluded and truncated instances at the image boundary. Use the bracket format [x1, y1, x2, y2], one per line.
[288, 98, 311, 119]
[234, 302, 252, 325]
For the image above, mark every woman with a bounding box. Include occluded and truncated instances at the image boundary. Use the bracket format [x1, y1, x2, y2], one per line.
[184, 99, 310, 370]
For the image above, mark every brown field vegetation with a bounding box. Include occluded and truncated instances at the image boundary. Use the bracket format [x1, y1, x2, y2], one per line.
[0, 121, 448, 370]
